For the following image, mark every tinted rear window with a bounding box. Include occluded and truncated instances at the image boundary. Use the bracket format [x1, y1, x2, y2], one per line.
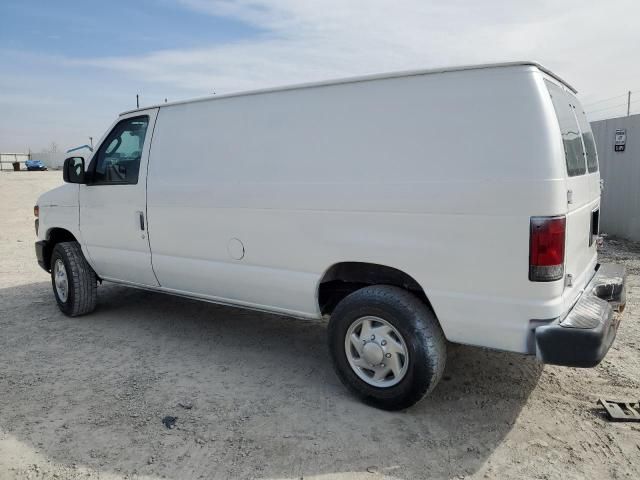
[572, 103, 598, 172]
[545, 80, 586, 177]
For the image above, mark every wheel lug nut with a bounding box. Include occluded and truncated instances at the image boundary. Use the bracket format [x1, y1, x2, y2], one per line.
[385, 353, 391, 358]
[381, 340, 387, 346]
[370, 335, 375, 340]
[381, 363, 385, 368]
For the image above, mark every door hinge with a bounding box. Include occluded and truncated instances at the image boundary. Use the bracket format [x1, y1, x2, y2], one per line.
[567, 189, 573, 205]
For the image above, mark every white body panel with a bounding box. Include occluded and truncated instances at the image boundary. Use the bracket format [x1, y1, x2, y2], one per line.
[37, 62, 600, 354]
[36, 184, 81, 243]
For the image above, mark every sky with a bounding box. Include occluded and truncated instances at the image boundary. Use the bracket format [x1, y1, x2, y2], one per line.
[1, 0, 640, 152]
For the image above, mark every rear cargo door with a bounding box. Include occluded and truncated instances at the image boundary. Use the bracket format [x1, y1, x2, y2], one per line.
[545, 81, 599, 301]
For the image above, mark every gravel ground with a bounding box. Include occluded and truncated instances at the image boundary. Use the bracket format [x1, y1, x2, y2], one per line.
[1, 171, 639, 480]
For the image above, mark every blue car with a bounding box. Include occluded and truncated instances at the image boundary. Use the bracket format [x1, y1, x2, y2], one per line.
[25, 160, 47, 171]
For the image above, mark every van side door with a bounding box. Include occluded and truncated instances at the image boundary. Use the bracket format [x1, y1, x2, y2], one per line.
[78, 109, 159, 286]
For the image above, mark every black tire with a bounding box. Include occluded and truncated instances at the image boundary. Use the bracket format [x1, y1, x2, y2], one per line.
[50, 241, 97, 316]
[328, 285, 446, 410]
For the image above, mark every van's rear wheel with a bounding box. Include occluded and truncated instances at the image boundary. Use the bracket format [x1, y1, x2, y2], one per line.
[328, 285, 446, 410]
[50, 241, 97, 316]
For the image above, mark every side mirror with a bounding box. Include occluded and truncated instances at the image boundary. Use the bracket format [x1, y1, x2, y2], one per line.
[63, 157, 85, 183]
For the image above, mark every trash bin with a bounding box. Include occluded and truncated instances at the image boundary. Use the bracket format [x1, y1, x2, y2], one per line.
[12, 161, 20, 171]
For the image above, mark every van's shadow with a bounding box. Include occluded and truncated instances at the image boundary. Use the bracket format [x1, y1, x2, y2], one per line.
[0, 282, 543, 479]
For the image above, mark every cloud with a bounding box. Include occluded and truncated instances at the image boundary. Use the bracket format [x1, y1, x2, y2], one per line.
[2, 0, 640, 150]
[75, 0, 640, 111]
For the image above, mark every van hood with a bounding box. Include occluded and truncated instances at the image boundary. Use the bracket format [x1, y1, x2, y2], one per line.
[37, 184, 78, 207]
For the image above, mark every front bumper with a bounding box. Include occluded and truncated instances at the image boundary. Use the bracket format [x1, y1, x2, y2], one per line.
[35, 240, 49, 272]
[535, 263, 626, 368]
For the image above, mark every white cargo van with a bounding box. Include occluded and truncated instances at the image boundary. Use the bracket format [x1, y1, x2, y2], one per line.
[35, 62, 626, 409]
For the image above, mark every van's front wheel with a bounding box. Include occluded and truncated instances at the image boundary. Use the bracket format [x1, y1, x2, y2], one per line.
[50, 241, 97, 316]
[328, 285, 446, 410]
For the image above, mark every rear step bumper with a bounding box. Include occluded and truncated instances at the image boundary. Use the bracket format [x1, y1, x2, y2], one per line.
[535, 263, 626, 368]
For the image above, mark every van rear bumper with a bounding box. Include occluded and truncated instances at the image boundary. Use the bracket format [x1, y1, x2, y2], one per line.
[534, 263, 626, 368]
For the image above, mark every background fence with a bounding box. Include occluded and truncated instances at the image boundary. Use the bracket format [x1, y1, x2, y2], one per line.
[0, 151, 67, 170]
[0, 153, 30, 171]
[591, 113, 640, 242]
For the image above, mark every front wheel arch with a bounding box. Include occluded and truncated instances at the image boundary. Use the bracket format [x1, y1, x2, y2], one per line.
[40, 228, 78, 272]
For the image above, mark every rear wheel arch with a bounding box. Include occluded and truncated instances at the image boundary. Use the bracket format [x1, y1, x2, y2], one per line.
[317, 261, 434, 316]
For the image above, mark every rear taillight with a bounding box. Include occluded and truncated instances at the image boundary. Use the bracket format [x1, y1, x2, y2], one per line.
[529, 216, 565, 282]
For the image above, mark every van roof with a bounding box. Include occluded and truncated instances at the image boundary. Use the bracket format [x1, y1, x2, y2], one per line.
[120, 61, 576, 116]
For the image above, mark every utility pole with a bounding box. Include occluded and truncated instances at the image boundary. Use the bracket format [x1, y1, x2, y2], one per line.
[136, 94, 139, 109]
[627, 91, 631, 116]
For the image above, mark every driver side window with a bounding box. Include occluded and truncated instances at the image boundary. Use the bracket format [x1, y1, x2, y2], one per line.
[91, 116, 149, 185]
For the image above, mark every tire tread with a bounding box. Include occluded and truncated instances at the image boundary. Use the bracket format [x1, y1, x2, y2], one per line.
[52, 242, 97, 316]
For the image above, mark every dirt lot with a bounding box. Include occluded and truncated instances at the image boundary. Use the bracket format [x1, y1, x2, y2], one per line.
[0, 171, 639, 480]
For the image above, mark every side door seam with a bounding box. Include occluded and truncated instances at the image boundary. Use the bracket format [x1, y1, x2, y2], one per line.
[144, 108, 162, 286]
